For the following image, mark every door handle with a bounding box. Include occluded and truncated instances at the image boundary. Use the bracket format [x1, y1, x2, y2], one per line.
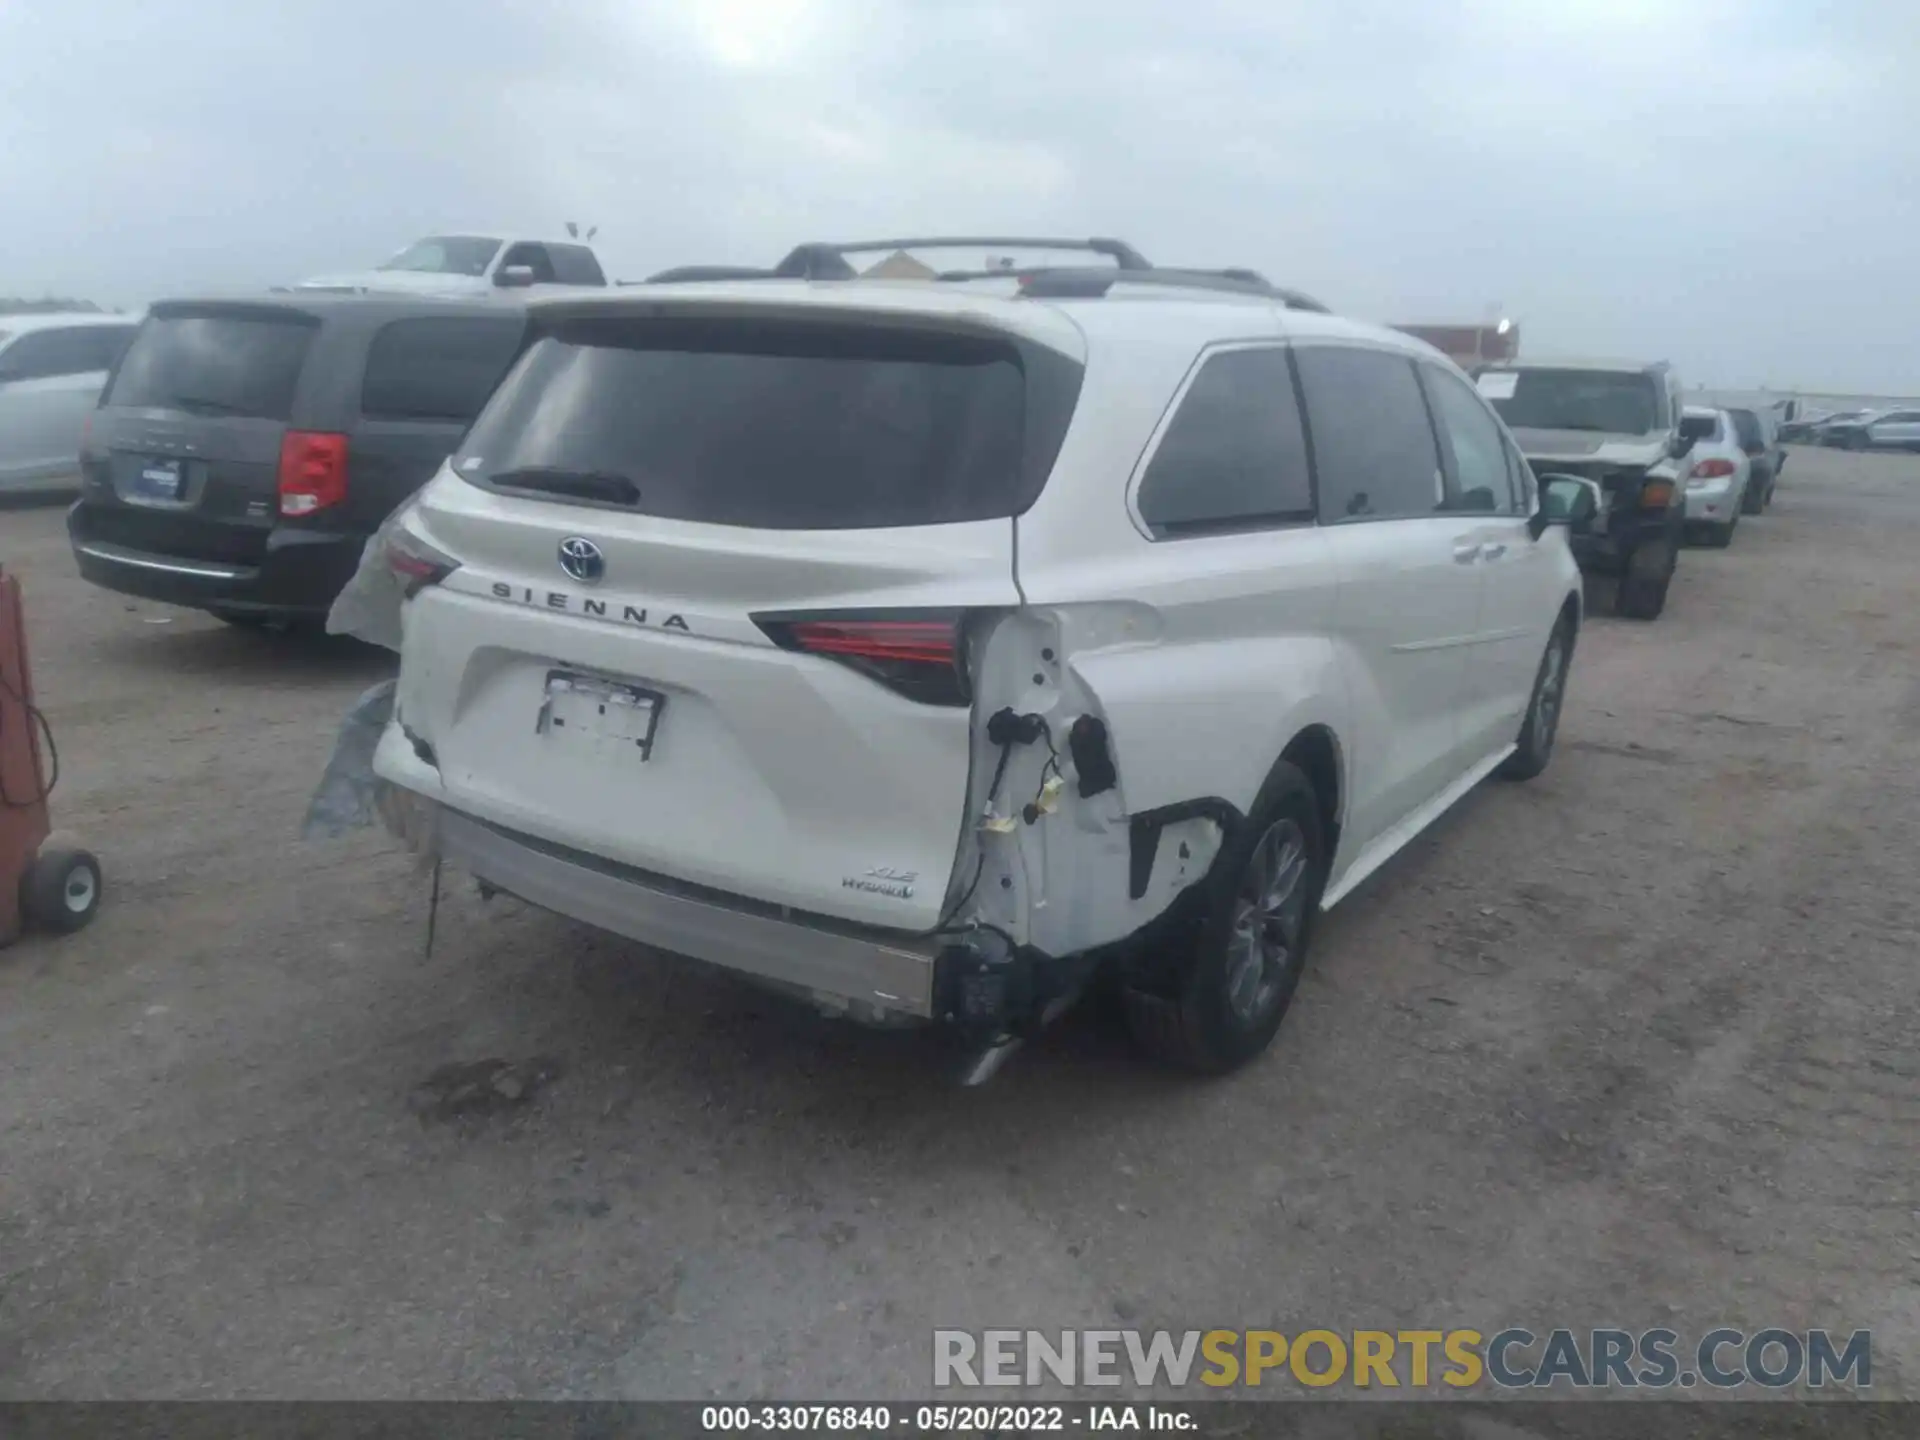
[1452, 542, 1482, 564]
[1482, 542, 1508, 561]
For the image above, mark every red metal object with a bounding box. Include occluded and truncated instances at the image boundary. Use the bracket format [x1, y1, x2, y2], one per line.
[0, 567, 52, 947]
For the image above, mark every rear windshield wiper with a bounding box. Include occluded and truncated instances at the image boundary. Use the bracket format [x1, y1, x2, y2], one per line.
[485, 466, 642, 506]
[167, 393, 251, 417]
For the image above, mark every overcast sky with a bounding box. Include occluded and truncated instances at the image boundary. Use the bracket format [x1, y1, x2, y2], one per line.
[3, 0, 1915, 393]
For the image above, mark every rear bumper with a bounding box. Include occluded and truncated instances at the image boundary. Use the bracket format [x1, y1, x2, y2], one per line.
[442, 806, 942, 1020]
[372, 723, 940, 1021]
[68, 504, 364, 616]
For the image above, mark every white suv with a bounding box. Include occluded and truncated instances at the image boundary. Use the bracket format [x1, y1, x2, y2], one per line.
[364, 260, 1586, 1074]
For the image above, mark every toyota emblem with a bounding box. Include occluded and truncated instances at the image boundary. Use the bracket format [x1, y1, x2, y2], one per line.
[557, 536, 605, 585]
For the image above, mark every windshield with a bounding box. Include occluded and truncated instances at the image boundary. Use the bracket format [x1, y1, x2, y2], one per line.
[377, 236, 502, 277]
[456, 315, 1063, 530]
[1483, 368, 1662, 435]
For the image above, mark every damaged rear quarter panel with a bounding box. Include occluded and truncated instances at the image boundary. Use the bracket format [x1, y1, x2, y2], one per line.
[962, 540, 1351, 958]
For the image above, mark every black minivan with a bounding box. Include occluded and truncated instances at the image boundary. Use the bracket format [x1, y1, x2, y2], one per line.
[70, 292, 526, 626]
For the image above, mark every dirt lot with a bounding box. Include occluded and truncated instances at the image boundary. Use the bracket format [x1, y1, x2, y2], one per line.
[3, 449, 1918, 1402]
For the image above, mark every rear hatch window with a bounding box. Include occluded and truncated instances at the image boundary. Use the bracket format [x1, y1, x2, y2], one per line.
[454, 315, 1078, 530]
[106, 311, 317, 420]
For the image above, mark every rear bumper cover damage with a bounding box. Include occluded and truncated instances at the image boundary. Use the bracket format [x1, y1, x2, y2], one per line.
[305, 689, 1093, 1037]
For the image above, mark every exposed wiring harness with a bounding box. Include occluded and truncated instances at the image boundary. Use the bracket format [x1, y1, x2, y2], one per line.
[911, 708, 1064, 950]
[0, 664, 57, 809]
[907, 734, 1020, 944]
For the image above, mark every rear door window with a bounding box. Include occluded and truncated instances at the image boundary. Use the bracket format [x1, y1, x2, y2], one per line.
[1135, 346, 1313, 536]
[548, 246, 606, 285]
[457, 316, 1073, 530]
[1294, 345, 1444, 522]
[106, 312, 317, 420]
[360, 316, 526, 423]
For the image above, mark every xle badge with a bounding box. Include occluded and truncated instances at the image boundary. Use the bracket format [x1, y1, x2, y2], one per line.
[842, 867, 918, 900]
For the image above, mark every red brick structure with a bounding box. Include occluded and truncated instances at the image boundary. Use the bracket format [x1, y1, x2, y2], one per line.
[1393, 323, 1520, 369]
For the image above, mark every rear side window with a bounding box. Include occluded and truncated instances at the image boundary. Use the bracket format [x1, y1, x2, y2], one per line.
[498, 244, 557, 283]
[548, 246, 606, 285]
[360, 316, 525, 423]
[107, 312, 316, 420]
[457, 317, 1073, 530]
[1136, 347, 1312, 536]
[1295, 345, 1443, 522]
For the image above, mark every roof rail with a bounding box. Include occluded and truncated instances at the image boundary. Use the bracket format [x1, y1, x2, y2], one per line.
[632, 240, 1331, 312]
[772, 236, 1153, 280]
[1016, 267, 1331, 312]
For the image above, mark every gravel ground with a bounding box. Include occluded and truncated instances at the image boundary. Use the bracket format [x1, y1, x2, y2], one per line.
[2, 449, 1917, 1402]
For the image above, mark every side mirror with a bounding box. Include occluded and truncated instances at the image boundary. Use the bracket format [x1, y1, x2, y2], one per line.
[1529, 473, 1601, 540]
[494, 264, 537, 289]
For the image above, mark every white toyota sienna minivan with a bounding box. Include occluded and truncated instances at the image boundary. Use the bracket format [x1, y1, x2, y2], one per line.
[361, 251, 1588, 1076]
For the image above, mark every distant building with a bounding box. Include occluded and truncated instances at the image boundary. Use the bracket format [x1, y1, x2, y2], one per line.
[861, 251, 938, 281]
[1394, 323, 1520, 369]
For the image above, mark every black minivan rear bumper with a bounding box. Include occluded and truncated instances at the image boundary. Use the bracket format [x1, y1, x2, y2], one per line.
[68, 502, 365, 618]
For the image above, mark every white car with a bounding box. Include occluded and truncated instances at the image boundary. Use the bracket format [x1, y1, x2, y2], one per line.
[1677, 406, 1754, 547]
[0, 313, 139, 494]
[298, 233, 610, 297]
[361, 269, 1588, 1075]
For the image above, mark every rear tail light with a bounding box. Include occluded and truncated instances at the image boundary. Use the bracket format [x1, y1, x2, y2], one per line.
[278, 430, 349, 517]
[1688, 459, 1736, 481]
[384, 525, 460, 598]
[754, 609, 970, 707]
[1639, 478, 1676, 508]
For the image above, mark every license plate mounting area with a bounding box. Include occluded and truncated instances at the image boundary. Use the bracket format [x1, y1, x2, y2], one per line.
[534, 669, 665, 761]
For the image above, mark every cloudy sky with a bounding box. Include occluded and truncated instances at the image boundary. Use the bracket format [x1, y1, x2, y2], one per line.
[3, 0, 1915, 393]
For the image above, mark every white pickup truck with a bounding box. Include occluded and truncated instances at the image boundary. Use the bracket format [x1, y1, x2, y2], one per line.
[298, 233, 611, 296]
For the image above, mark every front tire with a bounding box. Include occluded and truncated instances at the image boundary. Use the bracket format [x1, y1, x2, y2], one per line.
[1123, 763, 1325, 1074]
[1499, 616, 1573, 781]
[1618, 540, 1673, 620]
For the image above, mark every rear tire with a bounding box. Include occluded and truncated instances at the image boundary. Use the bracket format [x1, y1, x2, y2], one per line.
[1122, 763, 1325, 1074]
[1741, 479, 1765, 516]
[1499, 616, 1573, 782]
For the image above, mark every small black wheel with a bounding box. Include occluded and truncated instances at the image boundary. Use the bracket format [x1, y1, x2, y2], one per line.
[1741, 480, 1765, 516]
[1500, 616, 1574, 782]
[1122, 762, 1325, 1074]
[22, 844, 103, 934]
